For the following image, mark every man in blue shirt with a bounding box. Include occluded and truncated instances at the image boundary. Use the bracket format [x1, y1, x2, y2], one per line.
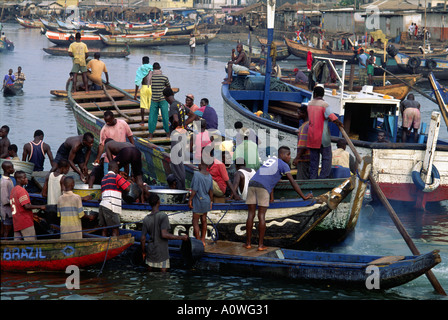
[357, 49, 369, 86]
[244, 146, 313, 251]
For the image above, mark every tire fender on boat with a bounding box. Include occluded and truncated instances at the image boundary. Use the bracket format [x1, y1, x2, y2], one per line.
[426, 59, 437, 70]
[407, 57, 421, 69]
[411, 161, 440, 192]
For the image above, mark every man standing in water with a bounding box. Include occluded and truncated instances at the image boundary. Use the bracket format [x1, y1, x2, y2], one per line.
[134, 56, 153, 126]
[68, 32, 89, 93]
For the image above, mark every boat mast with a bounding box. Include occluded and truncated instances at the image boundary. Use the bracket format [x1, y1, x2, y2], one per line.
[262, 0, 276, 114]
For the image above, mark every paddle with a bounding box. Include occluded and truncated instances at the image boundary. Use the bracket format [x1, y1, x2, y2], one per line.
[375, 65, 438, 104]
[336, 123, 446, 295]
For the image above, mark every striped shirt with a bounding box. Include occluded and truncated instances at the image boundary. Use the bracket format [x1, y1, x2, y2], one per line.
[297, 121, 310, 161]
[151, 70, 170, 102]
[100, 172, 131, 214]
[57, 191, 85, 240]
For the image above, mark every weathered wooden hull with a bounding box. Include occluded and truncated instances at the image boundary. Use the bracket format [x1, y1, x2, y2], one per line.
[43, 47, 130, 58]
[222, 76, 448, 207]
[45, 31, 105, 48]
[32, 177, 356, 248]
[2, 83, 22, 96]
[393, 52, 448, 80]
[16, 17, 43, 28]
[284, 37, 356, 63]
[123, 229, 441, 290]
[100, 32, 216, 47]
[0, 234, 134, 272]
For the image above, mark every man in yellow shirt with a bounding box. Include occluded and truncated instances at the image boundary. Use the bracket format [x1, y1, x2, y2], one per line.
[68, 32, 89, 93]
[87, 52, 109, 90]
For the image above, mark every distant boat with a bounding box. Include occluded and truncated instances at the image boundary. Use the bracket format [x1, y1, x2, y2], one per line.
[387, 45, 448, 80]
[43, 46, 130, 58]
[98, 29, 168, 47]
[16, 16, 43, 28]
[243, 44, 290, 63]
[284, 37, 357, 63]
[99, 31, 216, 47]
[44, 30, 104, 48]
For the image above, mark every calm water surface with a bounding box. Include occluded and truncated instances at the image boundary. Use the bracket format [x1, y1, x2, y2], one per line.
[1, 23, 447, 302]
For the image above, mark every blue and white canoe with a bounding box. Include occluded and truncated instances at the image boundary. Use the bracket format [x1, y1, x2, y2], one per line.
[122, 229, 442, 291]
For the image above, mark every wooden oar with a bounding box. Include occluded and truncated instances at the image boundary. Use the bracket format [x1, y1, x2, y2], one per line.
[336, 123, 446, 295]
[376, 65, 438, 104]
[102, 84, 132, 121]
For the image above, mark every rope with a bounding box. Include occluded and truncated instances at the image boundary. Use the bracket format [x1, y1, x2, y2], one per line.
[97, 236, 111, 277]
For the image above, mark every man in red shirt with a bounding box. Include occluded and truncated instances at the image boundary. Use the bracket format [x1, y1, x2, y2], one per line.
[207, 151, 241, 200]
[306, 86, 343, 179]
[10, 171, 46, 240]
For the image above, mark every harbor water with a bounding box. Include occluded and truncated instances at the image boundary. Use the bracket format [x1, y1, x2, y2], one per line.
[0, 23, 447, 303]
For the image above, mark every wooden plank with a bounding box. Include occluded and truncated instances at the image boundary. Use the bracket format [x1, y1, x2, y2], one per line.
[204, 240, 278, 257]
[72, 89, 127, 100]
[368, 256, 405, 266]
[82, 101, 140, 112]
[268, 105, 299, 119]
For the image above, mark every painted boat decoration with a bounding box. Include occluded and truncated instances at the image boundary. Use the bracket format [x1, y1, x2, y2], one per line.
[428, 72, 448, 130]
[43, 46, 130, 58]
[0, 233, 134, 272]
[123, 229, 442, 291]
[32, 176, 357, 248]
[222, 70, 448, 209]
[100, 32, 216, 47]
[44, 30, 104, 48]
[387, 45, 448, 80]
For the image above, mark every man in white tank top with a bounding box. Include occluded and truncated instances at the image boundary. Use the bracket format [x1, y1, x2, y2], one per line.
[232, 158, 256, 200]
[42, 160, 70, 205]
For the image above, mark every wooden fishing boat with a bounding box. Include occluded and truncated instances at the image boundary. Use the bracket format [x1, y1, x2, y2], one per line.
[100, 32, 216, 47]
[116, 21, 195, 36]
[0, 233, 134, 272]
[16, 17, 43, 28]
[122, 229, 442, 290]
[134, 233, 441, 290]
[387, 45, 448, 80]
[2, 83, 22, 96]
[43, 46, 130, 58]
[0, 36, 14, 52]
[222, 69, 448, 209]
[243, 44, 290, 63]
[44, 30, 104, 48]
[284, 37, 357, 63]
[98, 29, 168, 47]
[282, 75, 418, 100]
[0, 159, 34, 179]
[32, 176, 357, 248]
[428, 72, 448, 130]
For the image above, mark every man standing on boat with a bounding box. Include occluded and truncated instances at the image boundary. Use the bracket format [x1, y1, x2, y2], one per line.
[357, 49, 369, 86]
[68, 32, 89, 93]
[306, 86, 343, 179]
[86, 52, 109, 90]
[13, 66, 26, 85]
[135, 56, 153, 127]
[22, 130, 54, 172]
[148, 62, 170, 139]
[2, 69, 15, 91]
[400, 93, 421, 143]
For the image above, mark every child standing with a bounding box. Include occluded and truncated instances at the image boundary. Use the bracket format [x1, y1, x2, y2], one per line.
[57, 176, 92, 240]
[42, 159, 70, 205]
[189, 159, 213, 246]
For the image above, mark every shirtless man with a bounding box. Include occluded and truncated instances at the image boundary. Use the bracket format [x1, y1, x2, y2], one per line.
[223, 43, 250, 85]
[0, 125, 11, 159]
[51, 133, 94, 183]
[22, 130, 54, 171]
[104, 139, 149, 200]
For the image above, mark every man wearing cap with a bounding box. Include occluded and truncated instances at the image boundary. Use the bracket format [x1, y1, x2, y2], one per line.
[185, 94, 199, 113]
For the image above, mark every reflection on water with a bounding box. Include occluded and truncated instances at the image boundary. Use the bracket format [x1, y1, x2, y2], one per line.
[1, 23, 447, 301]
